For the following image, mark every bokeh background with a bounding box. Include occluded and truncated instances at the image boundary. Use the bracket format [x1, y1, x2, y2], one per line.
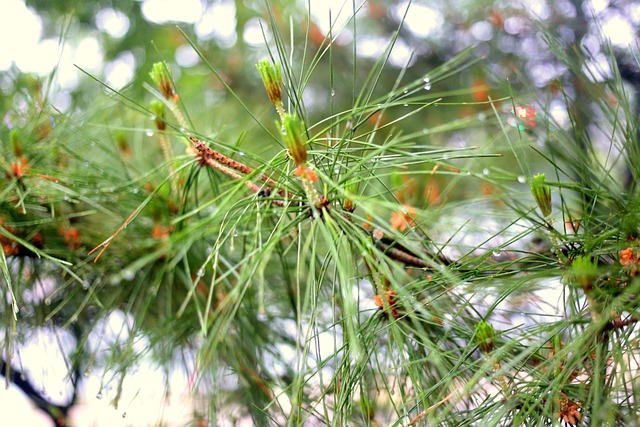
[1, 0, 639, 425]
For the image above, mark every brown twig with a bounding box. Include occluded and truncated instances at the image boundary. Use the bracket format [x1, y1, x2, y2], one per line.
[605, 315, 639, 331]
[197, 154, 288, 207]
[371, 228, 517, 278]
[374, 235, 430, 268]
[190, 136, 277, 185]
[190, 136, 297, 204]
[89, 208, 139, 262]
[372, 228, 450, 269]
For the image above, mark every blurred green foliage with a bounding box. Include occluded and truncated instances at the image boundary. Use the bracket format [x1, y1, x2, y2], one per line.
[2, 1, 640, 426]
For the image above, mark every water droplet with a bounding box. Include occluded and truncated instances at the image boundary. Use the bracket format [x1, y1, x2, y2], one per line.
[330, 89, 335, 97]
[145, 129, 154, 137]
[132, 188, 139, 194]
[149, 114, 156, 121]
[13, 306, 19, 314]
[122, 269, 135, 281]
[179, 127, 186, 133]
[44, 298, 51, 306]
[238, 152, 245, 156]
[478, 112, 486, 121]
[197, 268, 205, 277]
[82, 282, 89, 290]
[403, 90, 408, 94]
[83, 161, 90, 168]
[422, 128, 429, 134]
[493, 249, 502, 257]
[403, 103, 409, 107]
[423, 77, 431, 90]
[108, 187, 115, 193]
[233, 231, 238, 237]
[517, 176, 526, 183]
[96, 392, 103, 399]
[482, 168, 490, 175]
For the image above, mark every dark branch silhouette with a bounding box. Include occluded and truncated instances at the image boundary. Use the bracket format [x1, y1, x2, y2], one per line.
[1, 323, 82, 427]
[1, 358, 79, 427]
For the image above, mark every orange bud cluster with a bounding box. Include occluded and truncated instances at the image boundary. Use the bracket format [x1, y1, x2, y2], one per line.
[0, 219, 44, 255]
[373, 290, 399, 319]
[471, 78, 490, 102]
[1, 220, 19, 256]
[152, 223, 172, 239]
[514, 105, 536, 128]
[556, 398, 582, 427]
[59, 226, 81, 250]
[362, 214, 373, 229]
[619, 247, 639, 276]
[390, 204, 416, 231]
[9, 157, 29, 179]
[293, 165, 317, 182]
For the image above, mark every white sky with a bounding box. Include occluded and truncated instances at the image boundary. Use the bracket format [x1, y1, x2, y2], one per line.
[0, 0, 636, 109]
[0, 311, 198, 427]
[0, 0, 638, 424]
